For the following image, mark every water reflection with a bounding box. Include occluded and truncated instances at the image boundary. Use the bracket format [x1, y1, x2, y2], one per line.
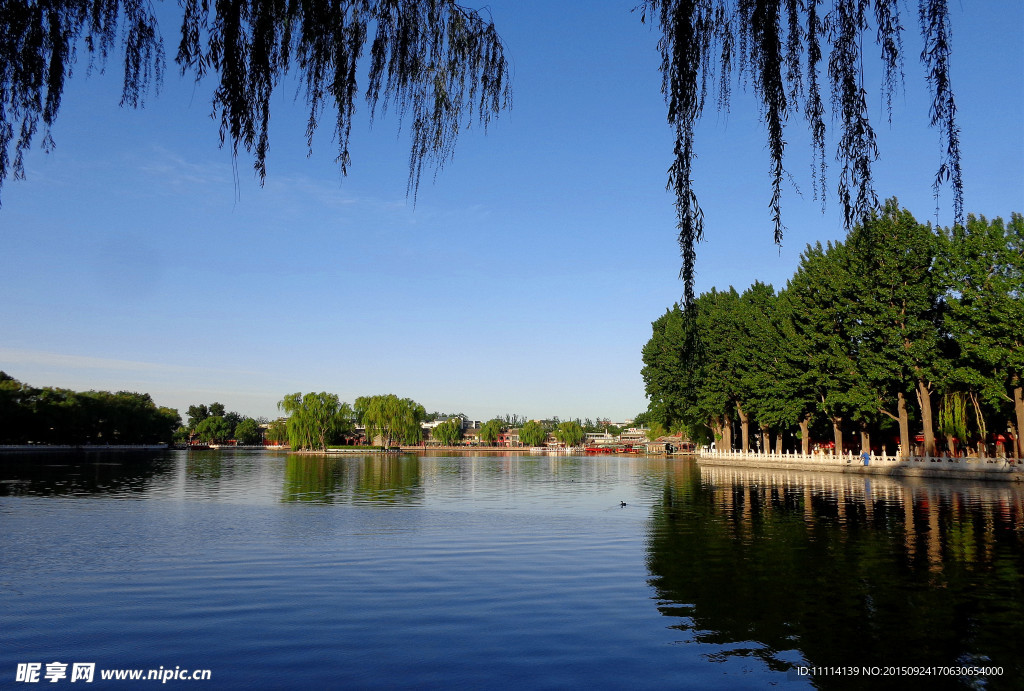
[282, 454, 425, 504]
[646, 463, 1024, 686]
[0, 452, 174, 497]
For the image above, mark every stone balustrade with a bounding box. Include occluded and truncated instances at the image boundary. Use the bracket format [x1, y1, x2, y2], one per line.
[698, 447, 1022, 479]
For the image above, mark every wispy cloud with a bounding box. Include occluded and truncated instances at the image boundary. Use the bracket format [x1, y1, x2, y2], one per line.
[0, 348, 293, 415]
[135, 146, 233, 190]
[0, 348, 218, 376]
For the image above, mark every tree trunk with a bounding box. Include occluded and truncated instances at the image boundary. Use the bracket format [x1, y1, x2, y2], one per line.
[761, 425, 770, 453]
[710, 415, 724, 450]
[775, 430, 784, 454]
[1014, 384, 1024, 460]
[832, 417, 843, 456]
[723, 415, 733, 451]
[799, 414, 811, 455]
[859, 421, 870, 454]
[968, 392, 988, 458]
[917, 379, 936, 456]
[897, 392, 910, 459]
[737, 402, 750, 452]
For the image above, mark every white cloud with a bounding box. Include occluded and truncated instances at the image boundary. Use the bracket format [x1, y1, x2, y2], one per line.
[0, 348, 206, 375]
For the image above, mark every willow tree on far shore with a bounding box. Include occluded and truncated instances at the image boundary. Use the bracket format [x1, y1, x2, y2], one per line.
[278, 392, 354, 451]
[553, 420, 585, 447]
[478, 418, 504, 445]
[432, 418, 463, 446]
[518, 420, 547, 447]
[1, 0, 966, 297]
[355, 394, 426, 447]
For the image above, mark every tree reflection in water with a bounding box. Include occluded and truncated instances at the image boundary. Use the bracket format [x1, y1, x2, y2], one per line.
[646, 463, 1024, 687]
[282, 454, 425, 505]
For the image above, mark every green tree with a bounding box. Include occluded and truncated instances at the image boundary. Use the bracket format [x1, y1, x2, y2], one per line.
[785, 238, 883, 455]
[186, 404, 210, 431]
[519, 420, 548, 447]
[645, 422, 667, 442]
[224, 411, 243, 431]
[553, 420, 584, 447]
[0, 375, 179, 445]
[155, 406, 183, 442]
[432, 418, 463, 446]
[938, 213, 1024, 458]
[0, 372, 32, 444]
[738, 282, 802, 453]
[937, 392, 968, 455]
[234, 417, 262, 445]
[846, 200, 945, 457]
[266, 418, 289, 445]
[355, 394, 426, 447]
[195, 415, 233, 443]
[479, 418, 504, 445]
[641, 304, 698, 435]
[641, 299, 735, 448]
[278, 392, 355, 451]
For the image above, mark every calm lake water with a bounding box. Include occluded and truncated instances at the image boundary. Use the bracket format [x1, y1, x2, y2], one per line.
[2, 450, 1022, 689]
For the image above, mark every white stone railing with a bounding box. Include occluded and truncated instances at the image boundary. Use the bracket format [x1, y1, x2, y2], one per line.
[700, 448, 1021, 471]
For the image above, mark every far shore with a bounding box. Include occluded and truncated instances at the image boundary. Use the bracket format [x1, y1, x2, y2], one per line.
[8, 444, 1018, 484]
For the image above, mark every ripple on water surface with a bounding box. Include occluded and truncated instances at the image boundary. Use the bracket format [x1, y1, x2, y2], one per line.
[3, 451, 1022, 688]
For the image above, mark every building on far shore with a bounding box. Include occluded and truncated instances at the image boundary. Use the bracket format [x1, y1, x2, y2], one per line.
[498, 429, 522, 447]
[584, 432, 617, 447]
[618, 428, 649, 446]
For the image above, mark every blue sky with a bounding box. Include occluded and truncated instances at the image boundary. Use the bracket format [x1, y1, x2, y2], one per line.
[1, 1, 1021, 423]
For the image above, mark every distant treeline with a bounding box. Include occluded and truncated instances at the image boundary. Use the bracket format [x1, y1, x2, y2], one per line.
[642, 201, 1023, 459]
[0, 372, 181, 445]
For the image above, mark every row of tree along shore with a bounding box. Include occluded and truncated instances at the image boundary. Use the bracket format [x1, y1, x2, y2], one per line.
[273, 393, 628, 452]
[0, 374, 639, 453]
[642, 201, 1023, 461]
[0, 372, 181, 445]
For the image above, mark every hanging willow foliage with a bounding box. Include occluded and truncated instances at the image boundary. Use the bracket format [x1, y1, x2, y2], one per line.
[642, 0, 963, 302]
[0, 0, 510, 202]
[2, 1, 963, 298]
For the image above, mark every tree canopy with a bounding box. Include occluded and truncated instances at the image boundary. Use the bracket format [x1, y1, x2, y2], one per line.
[432, 417, 463, 446]
[355, 394, 426, 447]
[195, 415, 234, 443]
[642, 201, 1023, 459]
[0, 0, 963, 297]
[553, 420, 585, 447]
[234, 417, 263, 445]
[478, 418, 503, 445]
[0, 372, 180, 444]
[518, 420, 547, 447]
[278, 391, 355, 451]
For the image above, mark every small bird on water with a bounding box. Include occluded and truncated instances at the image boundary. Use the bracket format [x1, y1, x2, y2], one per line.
[620, 501, 627, 507]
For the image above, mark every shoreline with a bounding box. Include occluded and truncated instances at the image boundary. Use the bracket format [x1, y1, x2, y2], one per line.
[7, 444, 1018, 484]
[697, 450, 1023, 483]
[0, 444, 170, 454]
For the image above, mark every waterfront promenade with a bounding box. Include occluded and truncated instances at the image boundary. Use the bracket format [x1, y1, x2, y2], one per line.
[699, 448, 1023, 482]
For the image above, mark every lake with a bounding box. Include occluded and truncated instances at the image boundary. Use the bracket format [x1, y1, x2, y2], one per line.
[2, 450, 1022, 689]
